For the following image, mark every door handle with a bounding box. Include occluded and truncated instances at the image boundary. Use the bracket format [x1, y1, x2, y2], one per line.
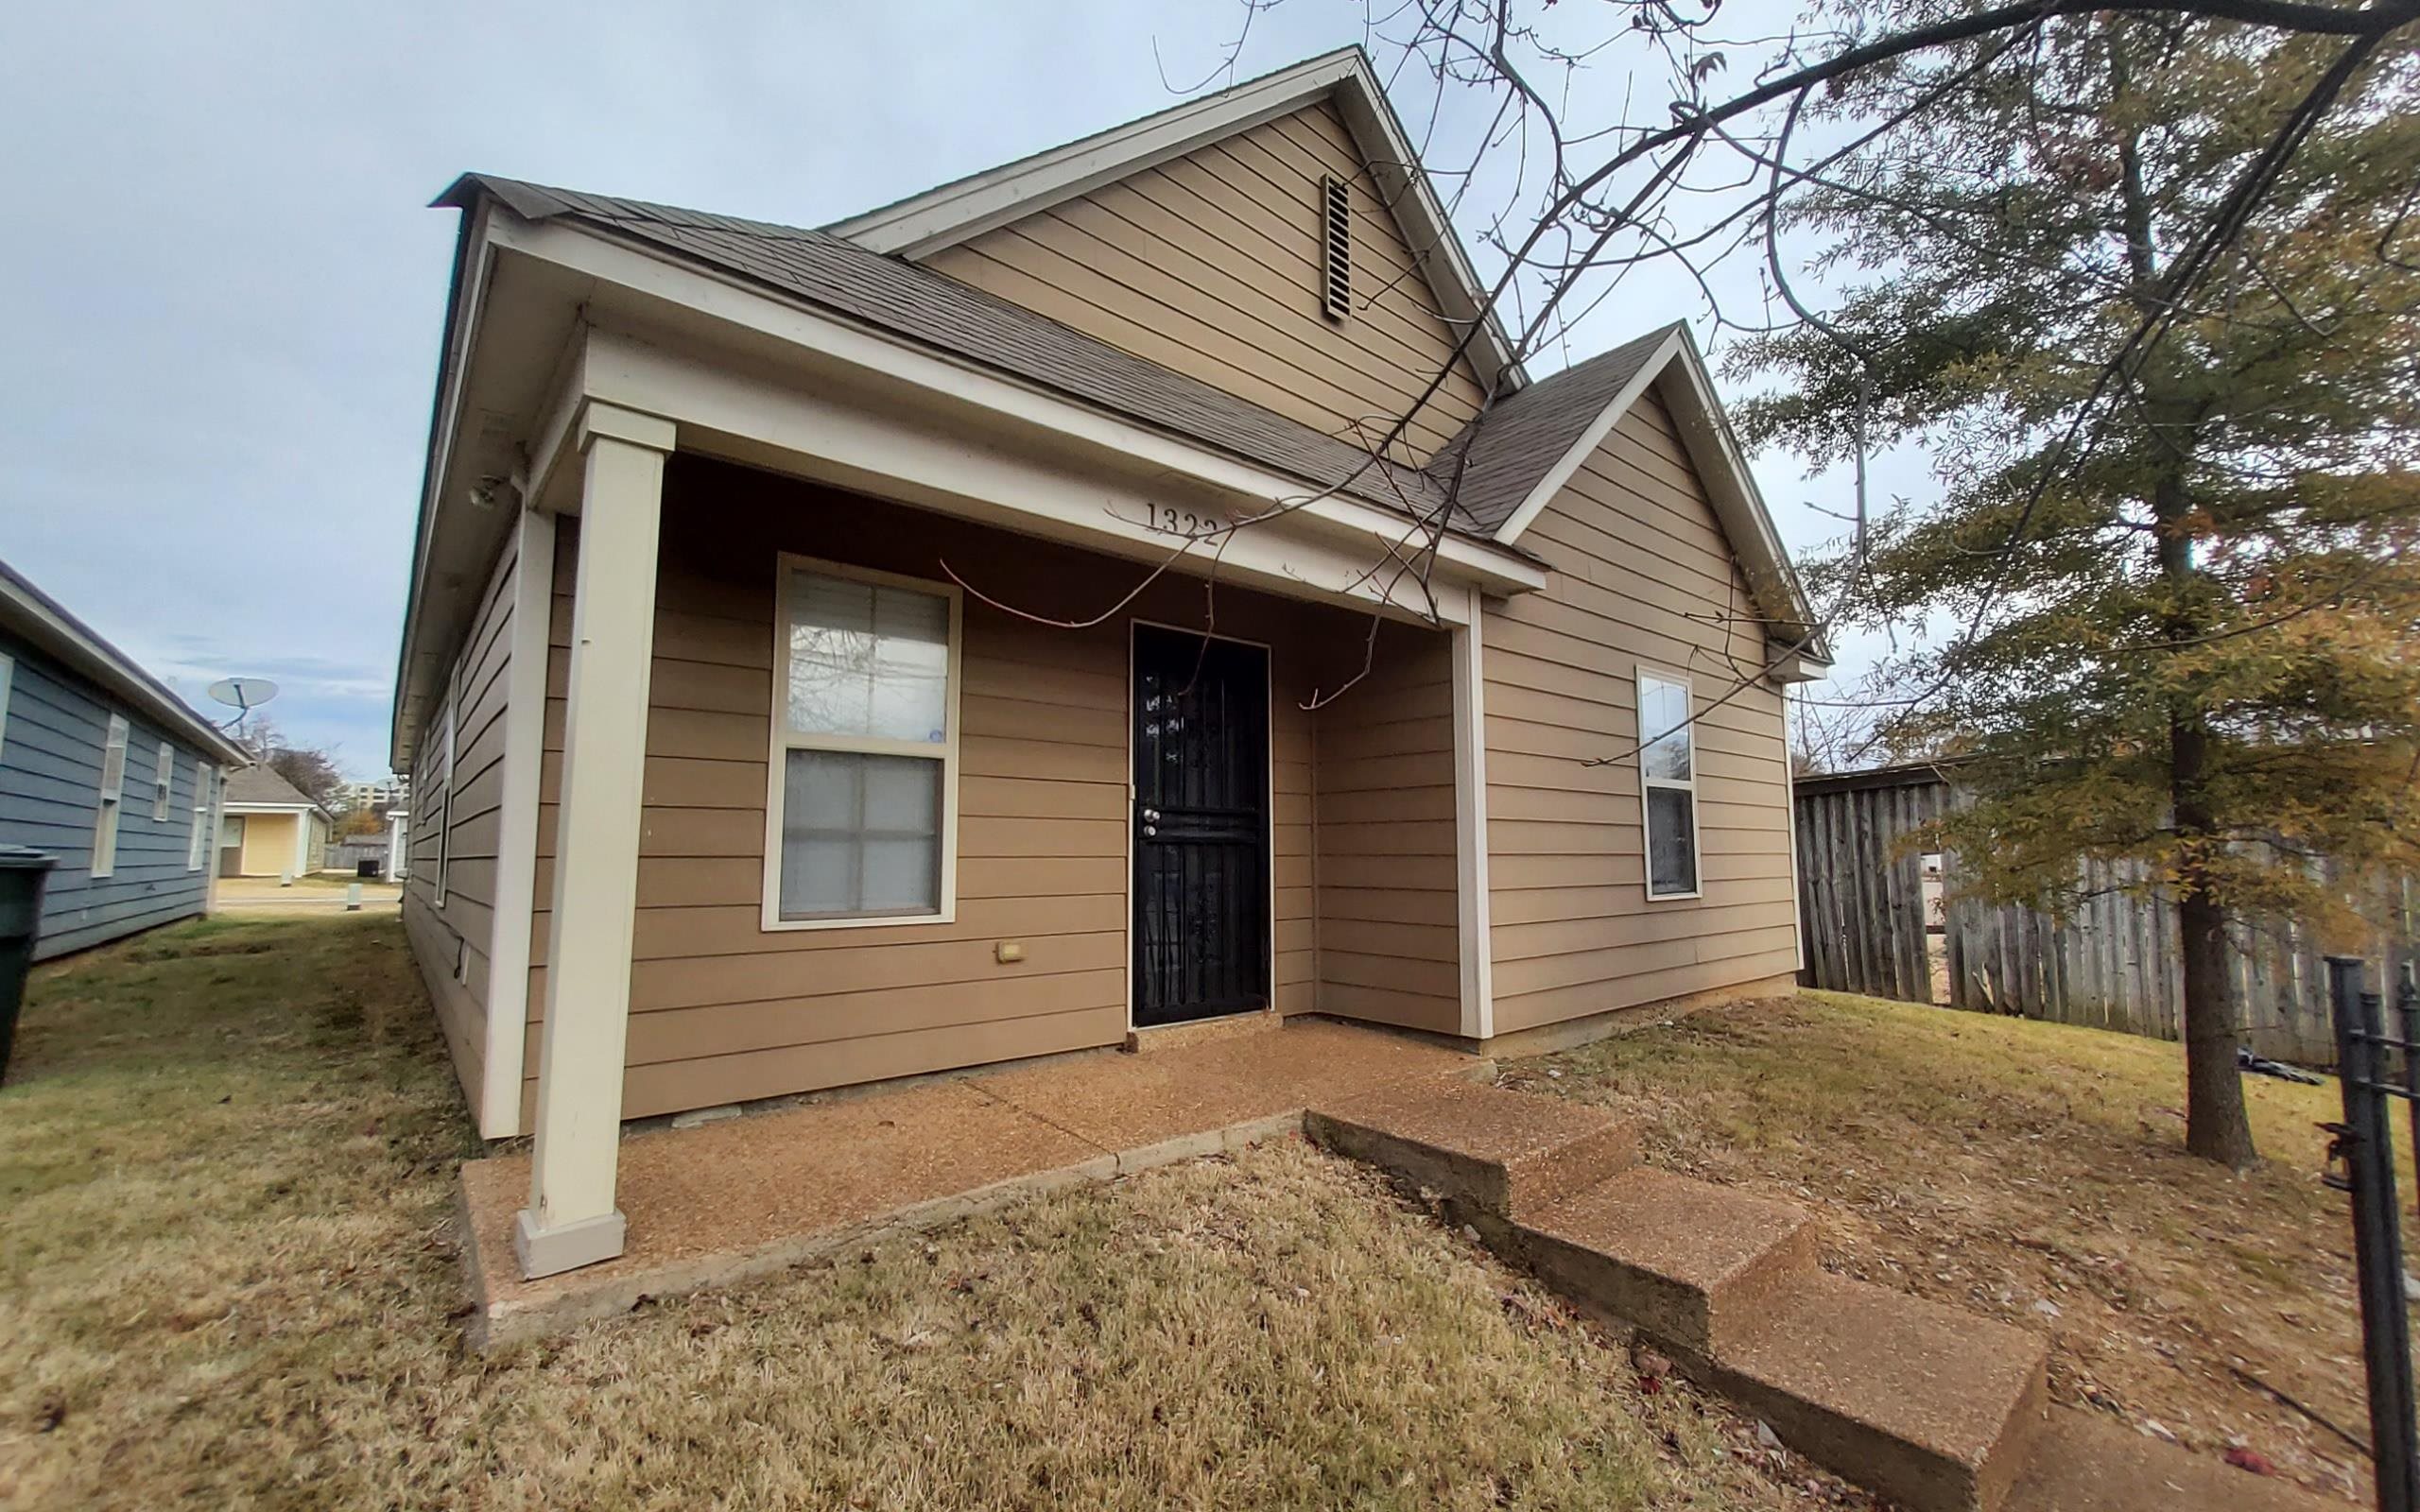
[1142, 807, 1161, 822]
[1142, 825, 1157, 837]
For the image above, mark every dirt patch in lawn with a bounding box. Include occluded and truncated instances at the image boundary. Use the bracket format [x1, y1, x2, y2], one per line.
[1, 916, 1864, 1510]
[1505, 991, 2394, 1504]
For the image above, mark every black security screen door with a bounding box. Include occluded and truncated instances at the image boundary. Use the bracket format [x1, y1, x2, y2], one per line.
[1132, 626, 1270, 1027]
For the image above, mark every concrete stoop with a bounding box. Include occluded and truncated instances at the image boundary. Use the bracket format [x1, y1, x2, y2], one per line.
[1303, 1082, 2349, 1512]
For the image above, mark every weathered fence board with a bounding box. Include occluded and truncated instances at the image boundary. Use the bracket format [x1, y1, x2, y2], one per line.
[1795, 765, 2412, 1067]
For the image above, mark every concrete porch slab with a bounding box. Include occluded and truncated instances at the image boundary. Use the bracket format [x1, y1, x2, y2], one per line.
[457, 1017, 1475, 1349]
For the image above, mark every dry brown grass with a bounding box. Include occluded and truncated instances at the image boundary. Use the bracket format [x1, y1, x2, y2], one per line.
[2, 916, 1856, 1510]
[1507, 991, 2394, 1504]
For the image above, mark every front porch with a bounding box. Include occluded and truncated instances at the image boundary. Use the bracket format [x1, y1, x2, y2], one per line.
[403, 235, 1542, 1282]
[458, 1016, 1479, 1348]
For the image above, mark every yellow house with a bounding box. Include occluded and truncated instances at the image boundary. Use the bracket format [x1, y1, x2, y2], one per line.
[217, 766, 331, 878]
[391, 48, 1830, 1280]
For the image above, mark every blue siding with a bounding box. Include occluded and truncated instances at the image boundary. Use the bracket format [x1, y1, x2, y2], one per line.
[0, 628, 219, 960]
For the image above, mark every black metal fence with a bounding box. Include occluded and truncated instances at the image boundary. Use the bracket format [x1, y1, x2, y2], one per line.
[2327, 957, 2420, 1512]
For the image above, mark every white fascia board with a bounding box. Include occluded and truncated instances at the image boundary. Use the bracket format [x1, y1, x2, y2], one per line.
[828, 47, 1524, 395]
[1655, 341, 1826, 660]
[583, 324, 1479, 626]
[1493, 332, 1826, 663]
[222, 802, 316, 815]
[833, 50, 1363, 256]
[0, 576, 250, 766]
[392, 199, 502, 772]
[1324, 52, 1526, 396]
[502, 217, 1547, 604]
[1490, 329, 1685, 545]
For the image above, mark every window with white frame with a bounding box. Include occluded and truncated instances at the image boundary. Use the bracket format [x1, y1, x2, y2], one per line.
[1636, 669, 1701, 900]
[188, 763, 216, 869]
[0, 652, 14, 760]
[433, 676, 457, 906]
[93, 714, 130, 878]
[151, 739, 174, 821]
[767, 558, 960, 927]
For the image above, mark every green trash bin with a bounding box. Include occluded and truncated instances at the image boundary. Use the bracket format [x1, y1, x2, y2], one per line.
[0, 846, 57, 1085]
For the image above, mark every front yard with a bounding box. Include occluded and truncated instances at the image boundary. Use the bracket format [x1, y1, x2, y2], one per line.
[1, 916, 1847, 1511]
[1509, 991, 2389, 1504]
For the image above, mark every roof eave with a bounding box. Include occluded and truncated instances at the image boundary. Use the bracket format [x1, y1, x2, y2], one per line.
[0, 562, 251, 765]
[1489, 328, 1828, 665]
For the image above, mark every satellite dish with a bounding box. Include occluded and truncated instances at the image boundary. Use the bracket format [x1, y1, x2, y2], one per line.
[207, 678, 279, 716]
[207, 677, 280, 742]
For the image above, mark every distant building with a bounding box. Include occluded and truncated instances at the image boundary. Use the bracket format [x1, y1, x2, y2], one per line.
[338, 775, 409, 813]
[219, 767, 335, 878]
[0, 556, 252, 959]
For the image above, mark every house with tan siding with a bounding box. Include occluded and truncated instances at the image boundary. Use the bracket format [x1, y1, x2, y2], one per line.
[392, 47, 1829, 1280]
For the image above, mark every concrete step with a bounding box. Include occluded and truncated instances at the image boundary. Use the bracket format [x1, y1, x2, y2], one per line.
[1305, 1081, 1637, 1221]
[2001, 1410, 2355, 1512]
[1516, 1168, 1819, 1355]
[1699, 1271, 2051, 1512]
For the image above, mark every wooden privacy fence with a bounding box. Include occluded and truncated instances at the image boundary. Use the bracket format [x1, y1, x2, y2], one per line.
[1792, 763, 2416, 1067]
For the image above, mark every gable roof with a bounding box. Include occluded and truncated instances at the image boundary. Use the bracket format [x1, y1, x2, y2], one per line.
[824, 47, 1526, 398]
[1430, 324, 1679, 534]
[1434, 323, 1827, 661]
[0, 557, 251, 765]
[444, 174, 1484, 536]
[223, 765, 323, 812]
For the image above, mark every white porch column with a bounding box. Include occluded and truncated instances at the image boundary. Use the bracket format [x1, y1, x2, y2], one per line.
[1450, 584, 1495, 1040]
[513, 402, 671, 1280]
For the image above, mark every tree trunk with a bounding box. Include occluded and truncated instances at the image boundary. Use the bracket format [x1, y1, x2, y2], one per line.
[2118, 78, 2256, 1162]
[2160, 507, 2257, 1167]
[2177, 889, 2256, 1166]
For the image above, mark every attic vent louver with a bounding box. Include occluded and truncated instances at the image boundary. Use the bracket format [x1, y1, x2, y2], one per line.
[1321, 176, 1352, 322]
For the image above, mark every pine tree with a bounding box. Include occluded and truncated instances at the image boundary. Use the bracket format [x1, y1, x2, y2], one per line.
[1736, 9, 2420, 1165]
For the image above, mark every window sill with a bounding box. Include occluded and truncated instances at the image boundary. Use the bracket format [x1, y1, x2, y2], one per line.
[758, 908, 958, 935]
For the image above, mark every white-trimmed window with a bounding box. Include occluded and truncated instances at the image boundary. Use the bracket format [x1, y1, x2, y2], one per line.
[434, 662, 459, 906]
[93, 713, 130, 878]
[151, 739, 174, 821]
[188, 764, 216, 869]
[0, 652, 14, 760]
[764, 556, 961, 930]
[1637, 668, 1701, 901]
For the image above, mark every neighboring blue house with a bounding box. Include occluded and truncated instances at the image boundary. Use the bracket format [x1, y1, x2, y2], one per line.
[0, 558, 253, 960]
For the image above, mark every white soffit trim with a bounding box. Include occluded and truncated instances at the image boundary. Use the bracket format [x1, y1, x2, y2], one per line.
[1492, 332, 1826, 662]
[826, 47, 1526, 395]
[496, 216, 1548, 604]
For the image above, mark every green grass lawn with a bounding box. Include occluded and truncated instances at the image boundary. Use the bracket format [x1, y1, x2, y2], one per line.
[1508, 990, 2390, 1504]
[0, 916, 1839, 1511]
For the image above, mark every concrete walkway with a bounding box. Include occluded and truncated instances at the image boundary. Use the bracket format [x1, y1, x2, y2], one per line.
[216, 877, 402, 912]
[458, 1018, 1476, 1349]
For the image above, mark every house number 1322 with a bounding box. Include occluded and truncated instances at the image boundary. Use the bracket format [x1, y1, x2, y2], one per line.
[1144, 506, 1225, 537]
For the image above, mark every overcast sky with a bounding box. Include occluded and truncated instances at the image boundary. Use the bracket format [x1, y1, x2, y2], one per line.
[3, 1, 1908, 778]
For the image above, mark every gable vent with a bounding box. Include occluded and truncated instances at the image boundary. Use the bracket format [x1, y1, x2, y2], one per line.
[1321, 176, 1353, 322]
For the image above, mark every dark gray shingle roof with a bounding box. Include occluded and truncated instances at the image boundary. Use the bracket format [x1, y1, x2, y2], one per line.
[224, 765, 320, 808]
[1427, 324, 1681, 533]
[445, 175, 1486, 536]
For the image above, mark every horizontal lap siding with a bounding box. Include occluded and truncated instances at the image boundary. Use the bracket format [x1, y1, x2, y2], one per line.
[1481, 390, 1798, 1034]
[402, 530, 518, 1118]
[525, 456, 1357, 1123]
[0, 634, 216, 959]
[1311, 621, 1461, 1033]
[924, 100, 1487, 462]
